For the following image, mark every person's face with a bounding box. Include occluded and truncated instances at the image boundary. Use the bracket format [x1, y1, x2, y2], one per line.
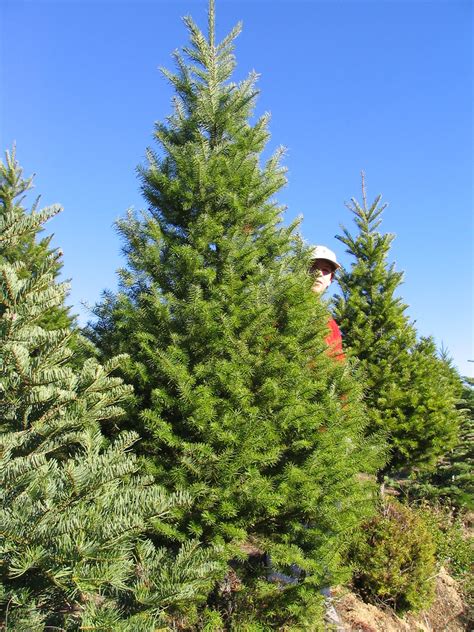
[311, 259, 335, 294]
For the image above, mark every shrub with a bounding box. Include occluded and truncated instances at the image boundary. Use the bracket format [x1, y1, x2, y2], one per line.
[418, 502, 473, 607]
[350, 499, 437, 612]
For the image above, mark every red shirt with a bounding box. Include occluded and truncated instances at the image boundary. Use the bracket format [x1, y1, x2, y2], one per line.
[325, 318, 345, 361]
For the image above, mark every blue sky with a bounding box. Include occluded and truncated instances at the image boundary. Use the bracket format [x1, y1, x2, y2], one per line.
[1, 0, 472, 375]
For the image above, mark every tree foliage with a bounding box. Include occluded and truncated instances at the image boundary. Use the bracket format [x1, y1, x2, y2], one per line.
[408, 374, 473, 510]
[350, 499, 437, 613]
[0, 149, 222, 631]
[333, 175, 463, 473]
[0, 146, 73, 331]
[89, 2, 383, 626]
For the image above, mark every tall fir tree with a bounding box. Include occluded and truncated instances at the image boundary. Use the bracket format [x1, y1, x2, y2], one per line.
[0, 149, 222, 631]
[90, 3, 384, 626]
[333, 175, 463, 474]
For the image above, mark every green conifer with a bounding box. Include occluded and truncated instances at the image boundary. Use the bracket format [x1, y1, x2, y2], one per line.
[90, 4, 383, 625]
[0, 149, 221, 631]
[333, 175, 463, 474]
[0, 147, 72, 331]
[409, 372, 473, 510]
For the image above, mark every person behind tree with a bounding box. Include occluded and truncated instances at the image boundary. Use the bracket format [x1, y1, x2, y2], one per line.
[264, 245, 346, 595]
[310, 245, 344, 359]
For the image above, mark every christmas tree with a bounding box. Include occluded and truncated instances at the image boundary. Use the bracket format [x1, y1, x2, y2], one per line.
[333, 175, 462, 474]
[408, 371, 473, 510]
[0, 149, 221, 631]
[0, 146, 72, 331]
[90, 3, 383, 626]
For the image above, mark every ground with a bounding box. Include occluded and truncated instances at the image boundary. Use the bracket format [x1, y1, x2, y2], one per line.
[331, 567, 470, 632]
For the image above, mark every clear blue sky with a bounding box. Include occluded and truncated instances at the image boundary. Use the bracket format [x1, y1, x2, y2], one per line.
[1, 0, 472, 376]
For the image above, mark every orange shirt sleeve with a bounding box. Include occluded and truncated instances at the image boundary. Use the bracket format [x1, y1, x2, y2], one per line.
[325, 318, 345, 361]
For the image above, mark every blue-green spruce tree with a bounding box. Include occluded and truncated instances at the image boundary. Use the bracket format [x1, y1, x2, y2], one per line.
[0, 147, 72, 331]
[0, 150, 222, 631]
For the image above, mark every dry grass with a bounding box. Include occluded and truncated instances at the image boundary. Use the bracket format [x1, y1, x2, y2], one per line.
[333, 567, 470, 632]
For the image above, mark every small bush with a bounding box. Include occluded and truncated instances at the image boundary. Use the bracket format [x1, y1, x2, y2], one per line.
[350, 499, 437, 612]
[418, 502, 473, 606]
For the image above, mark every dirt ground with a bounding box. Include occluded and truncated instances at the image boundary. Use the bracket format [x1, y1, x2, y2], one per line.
[331, 567, 471, 632]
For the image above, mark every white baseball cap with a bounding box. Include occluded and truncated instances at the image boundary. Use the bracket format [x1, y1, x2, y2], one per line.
[310, 245, 341, 270]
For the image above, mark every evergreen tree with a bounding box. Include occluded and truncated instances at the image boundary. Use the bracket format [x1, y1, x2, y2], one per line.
[0, 149, 222, 631]
[408, 373, 473, 510]
[333, 175, 463, 474]
[90, 3, 383, 625]
[0, 146, 72, 331]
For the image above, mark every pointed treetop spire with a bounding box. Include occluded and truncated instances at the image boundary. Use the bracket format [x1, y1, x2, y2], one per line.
[360, 170, 367, 209]
[208, 0, 215, 49]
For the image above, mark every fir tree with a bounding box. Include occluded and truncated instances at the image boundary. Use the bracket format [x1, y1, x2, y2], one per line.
[90, 3, 383, 625]
[0, 149, 222, 631]
[0, 146, 72, 331]
[333, 175, 463, 474]
[408, 372, 473, 510]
